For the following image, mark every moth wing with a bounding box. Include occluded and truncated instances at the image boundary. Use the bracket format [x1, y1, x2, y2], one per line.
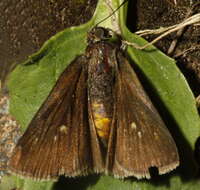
[106, 53, 179, 179]
[9, 56, 98, 180]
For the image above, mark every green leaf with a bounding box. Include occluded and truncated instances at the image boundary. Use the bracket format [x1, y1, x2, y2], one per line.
[8, 22, 89, 130]
[2, 0, 200, 189]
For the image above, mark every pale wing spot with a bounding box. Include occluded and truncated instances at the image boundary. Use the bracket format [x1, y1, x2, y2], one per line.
[131, 122, 137, 130]
[54, 135, 57, 141]
[138, 131, 142, 138]
[59, 125, 68, 134]
[33, 138, 38, 144]
[153, 132, 159, 140]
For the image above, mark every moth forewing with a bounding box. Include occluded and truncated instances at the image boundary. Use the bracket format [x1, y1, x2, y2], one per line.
[105, 50, 179, 179]
[8, 57, 94, 180]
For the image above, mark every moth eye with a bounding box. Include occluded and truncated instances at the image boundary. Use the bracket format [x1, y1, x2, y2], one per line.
[95, 28, 105, 39]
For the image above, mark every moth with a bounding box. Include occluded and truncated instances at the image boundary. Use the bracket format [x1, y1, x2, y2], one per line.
[8, 27, 179, 181]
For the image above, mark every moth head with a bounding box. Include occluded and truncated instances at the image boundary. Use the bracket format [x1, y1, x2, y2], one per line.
[87, 27, 114, 44]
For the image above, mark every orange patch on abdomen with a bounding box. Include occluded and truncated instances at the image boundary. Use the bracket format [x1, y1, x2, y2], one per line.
[91, 103, 111, 141]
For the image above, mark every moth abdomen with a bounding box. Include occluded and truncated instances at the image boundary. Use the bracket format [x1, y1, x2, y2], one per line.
[91, 102, 111, 142]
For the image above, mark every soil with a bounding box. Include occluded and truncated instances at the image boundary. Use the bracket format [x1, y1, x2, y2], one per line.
[0, 0, 97, 85]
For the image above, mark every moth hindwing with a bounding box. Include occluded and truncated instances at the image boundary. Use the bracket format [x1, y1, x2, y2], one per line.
[9, 27, 179, 181]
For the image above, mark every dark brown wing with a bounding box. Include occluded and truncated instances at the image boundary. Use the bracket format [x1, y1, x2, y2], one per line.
[9, 56, 96, 180]
[106, 52, 179, 179]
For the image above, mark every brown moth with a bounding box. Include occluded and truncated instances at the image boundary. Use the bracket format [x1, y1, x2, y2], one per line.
[8, 27, 179, 181]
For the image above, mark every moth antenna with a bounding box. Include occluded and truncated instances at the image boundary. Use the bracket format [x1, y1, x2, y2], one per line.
[94, 0, 128, 28]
